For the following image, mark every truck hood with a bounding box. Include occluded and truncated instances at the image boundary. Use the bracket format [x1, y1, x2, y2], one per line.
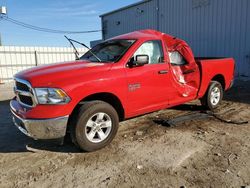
[15, 60, 112, 87]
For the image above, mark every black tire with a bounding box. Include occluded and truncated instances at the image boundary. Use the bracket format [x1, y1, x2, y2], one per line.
[201, 81, 223, 111]
[70, 100, 119, 152]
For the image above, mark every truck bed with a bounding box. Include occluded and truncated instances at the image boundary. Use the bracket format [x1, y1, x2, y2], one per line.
[195, 57, 235, 98]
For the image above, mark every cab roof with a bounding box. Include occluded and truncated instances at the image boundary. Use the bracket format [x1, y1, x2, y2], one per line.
[112, 29, 175, 40]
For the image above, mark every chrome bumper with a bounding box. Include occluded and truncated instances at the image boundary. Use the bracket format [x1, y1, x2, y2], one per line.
[11, 110, 69, 140]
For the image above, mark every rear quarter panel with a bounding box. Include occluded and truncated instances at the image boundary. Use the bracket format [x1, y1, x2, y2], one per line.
[196, 58, 235, 98]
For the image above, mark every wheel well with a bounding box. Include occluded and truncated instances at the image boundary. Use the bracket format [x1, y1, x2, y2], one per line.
[70, 93, 125, 122]
[211, 75, 225, 90]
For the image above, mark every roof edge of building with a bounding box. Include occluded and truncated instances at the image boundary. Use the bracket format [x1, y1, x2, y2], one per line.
[99, 0, 152, 17]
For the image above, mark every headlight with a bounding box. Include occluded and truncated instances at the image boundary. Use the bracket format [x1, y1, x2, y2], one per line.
[35, 88, 71, 104]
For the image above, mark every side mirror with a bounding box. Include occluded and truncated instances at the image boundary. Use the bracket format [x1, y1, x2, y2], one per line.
[135, 55, 149, 66]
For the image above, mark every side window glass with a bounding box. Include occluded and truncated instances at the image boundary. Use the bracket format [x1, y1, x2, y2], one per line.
[133, 40, 164, 64]
[169, 51, 188, 66]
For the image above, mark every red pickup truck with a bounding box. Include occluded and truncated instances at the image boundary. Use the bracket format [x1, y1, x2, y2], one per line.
[10, 30, 235, 151]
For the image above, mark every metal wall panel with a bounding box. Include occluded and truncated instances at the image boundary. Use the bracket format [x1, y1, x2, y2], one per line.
[159, 0, 250, 77]
[102, 0, 158, 40]
[102, 0, 250, 77]
[243, 0, 250, 77]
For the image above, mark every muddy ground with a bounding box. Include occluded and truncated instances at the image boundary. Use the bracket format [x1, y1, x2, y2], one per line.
[0, 80, 250, 188]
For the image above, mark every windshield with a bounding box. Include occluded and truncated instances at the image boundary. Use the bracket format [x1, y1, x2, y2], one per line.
[80, 39, 135, 62]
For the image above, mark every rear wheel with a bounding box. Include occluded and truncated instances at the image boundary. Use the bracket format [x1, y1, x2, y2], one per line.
[201, 81, 223, 110]
[70, 101, 119, 152]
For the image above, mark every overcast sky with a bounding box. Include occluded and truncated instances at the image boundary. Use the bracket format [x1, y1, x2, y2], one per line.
[0, 0, 138, 47]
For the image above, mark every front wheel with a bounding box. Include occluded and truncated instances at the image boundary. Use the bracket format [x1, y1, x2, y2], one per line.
[71, 101, 119, 152]
[201, 81, 223, 111]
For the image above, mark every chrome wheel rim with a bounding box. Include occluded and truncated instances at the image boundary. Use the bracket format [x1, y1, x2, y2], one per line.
[210, 87, 221, 106]
[85, 112, 112, 143]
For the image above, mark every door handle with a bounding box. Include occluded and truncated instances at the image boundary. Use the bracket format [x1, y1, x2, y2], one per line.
[158, 70, 168, 74]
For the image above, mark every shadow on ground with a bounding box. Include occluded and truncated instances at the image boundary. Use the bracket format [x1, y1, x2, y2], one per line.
[223, 80, 250, 105]
[0, 100, 80, 153]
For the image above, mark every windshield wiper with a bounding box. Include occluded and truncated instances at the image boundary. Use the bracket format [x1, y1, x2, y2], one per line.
[64, 35, 101, 62]
[64, 36, 80, 60]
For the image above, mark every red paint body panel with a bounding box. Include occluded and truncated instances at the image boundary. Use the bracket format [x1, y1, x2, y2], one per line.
[13, 30, 235, 120]
[196, 58, 235, 98]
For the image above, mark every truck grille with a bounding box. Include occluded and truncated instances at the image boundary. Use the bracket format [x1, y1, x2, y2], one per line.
[14, 78, 36, 108]
[19, 95, 34, 106]
[16, 81, 30, 92]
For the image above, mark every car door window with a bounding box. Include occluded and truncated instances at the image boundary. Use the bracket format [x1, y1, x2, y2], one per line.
[134, 40, 164, 64]
[169, 51, 188, 66]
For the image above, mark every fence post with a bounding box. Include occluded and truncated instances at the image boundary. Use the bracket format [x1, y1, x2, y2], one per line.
[34, 50, 38, 66]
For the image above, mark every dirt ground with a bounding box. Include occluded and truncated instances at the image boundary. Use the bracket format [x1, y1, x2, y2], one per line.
[0, 80, 250, 188]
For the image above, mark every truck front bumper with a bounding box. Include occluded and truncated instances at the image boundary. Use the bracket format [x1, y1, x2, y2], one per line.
[10, 101, 69, 140]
